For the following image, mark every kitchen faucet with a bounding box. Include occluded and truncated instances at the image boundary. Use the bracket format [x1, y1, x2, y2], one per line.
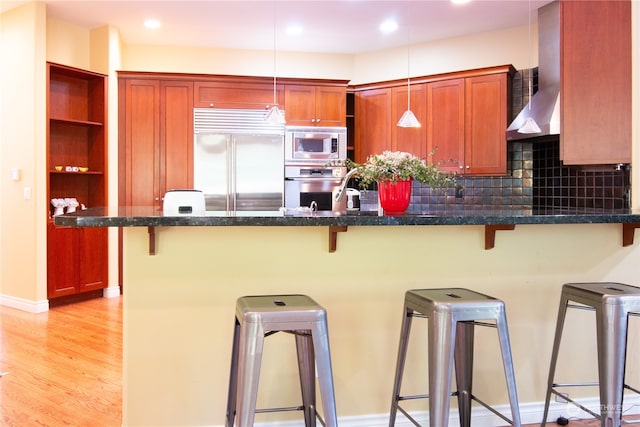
[335, 169, 359, 202]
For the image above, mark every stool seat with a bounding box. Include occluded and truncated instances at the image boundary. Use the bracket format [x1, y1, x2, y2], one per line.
[542, 282, 640, 427]
[226, 294, 338, 427]
[389, 288, 521, 427]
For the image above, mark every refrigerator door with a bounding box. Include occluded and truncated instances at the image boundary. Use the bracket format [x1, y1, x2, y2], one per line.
[193, 133, 231, 210]
[233, 134, 284, 211]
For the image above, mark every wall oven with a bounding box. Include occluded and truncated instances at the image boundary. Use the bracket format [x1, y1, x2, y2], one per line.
[285, 126, 347, 164]
[284, 165, 347, 212]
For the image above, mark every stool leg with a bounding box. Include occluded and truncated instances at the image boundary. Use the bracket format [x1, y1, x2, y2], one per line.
[496, 311, 522, 427]
[454, 320, 474, 427]
[226, 318, 241, 427]
[429, 311, 456, 427]
[295, 330, 317, 427]
[542, 293, 570, 426]
[389, 307, 414, 427]
[312, 321, 338, 427]
[596, 304, 628, 427]
[236, 320, 265, 427]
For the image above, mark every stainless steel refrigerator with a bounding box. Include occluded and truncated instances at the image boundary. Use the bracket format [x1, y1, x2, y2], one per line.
[193, 108, 285, 212]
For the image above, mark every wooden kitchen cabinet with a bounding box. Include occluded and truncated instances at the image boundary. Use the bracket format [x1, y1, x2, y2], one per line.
[463, 72, 510, 175]
[194, 78, 283, 110]
[391, 84, 427, 158]
[47, 62, 108, 300]
[429, 73, 510, 175]
[356, 66, 512, 175]
[119, 77, 193, 210]
[560, 0, 631, 165]
[284, 84, 346, 126]
[355, 87, 392, 163]
[427, 78, 465, 174]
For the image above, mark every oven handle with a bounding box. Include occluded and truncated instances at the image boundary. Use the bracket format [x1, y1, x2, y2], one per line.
[285, 177, 344, 183]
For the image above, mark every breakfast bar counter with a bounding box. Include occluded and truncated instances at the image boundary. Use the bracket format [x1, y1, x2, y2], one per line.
[57, 208, 640, 426]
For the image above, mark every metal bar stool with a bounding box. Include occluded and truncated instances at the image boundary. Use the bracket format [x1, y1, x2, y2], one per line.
[541, 282, 640, 427]
[225, 294, 338, 427]
[389, 288, 522, 427]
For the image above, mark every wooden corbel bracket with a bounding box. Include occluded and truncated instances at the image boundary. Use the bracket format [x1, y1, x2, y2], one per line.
[484, 224, 516, 250]
[329, 225, 348, 253]
[622, 222, 640, 247]
[148, 226, 156, 255]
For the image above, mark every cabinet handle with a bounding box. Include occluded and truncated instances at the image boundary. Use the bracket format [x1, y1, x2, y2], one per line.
[466, 165, 470, 169]
[459, 165, 464, 170]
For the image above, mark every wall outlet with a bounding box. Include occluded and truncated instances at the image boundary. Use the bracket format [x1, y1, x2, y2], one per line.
[455, 186, 464, 198]
[555, 392, 569, 403]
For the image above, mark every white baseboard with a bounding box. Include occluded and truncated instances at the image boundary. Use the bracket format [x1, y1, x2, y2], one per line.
[1, 286, 120, 312]
[217, 395, 640, 427]
[0, 294, 49, 313]
[103, 286, 121, 298]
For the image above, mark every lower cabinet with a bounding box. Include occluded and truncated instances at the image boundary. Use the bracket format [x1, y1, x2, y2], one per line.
[47, 223, 107, 299]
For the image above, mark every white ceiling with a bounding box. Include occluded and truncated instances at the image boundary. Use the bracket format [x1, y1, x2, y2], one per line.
[1, 0, 552, 54]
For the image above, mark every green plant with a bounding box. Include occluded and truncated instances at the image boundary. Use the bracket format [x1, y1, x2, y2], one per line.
[343, 150, 457, 189]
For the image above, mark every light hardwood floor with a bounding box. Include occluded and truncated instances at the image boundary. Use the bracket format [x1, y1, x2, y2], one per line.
[0, 296, 635, 426]
[1, 296, 122, 426]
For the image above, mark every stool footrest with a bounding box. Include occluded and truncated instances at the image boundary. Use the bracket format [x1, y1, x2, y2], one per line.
[255, 405, 304, 414]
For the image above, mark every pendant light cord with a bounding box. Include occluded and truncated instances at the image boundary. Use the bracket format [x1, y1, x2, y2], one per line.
[272, 1, 277, 106]
[527, 0, 532, 111]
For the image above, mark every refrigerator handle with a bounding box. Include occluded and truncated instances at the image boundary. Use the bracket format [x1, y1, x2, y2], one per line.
[230, 137, 237, 212]
[226, 137, 232, 212]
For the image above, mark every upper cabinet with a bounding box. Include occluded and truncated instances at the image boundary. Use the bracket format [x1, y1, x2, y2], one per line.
[355, 65, 514, 175]
[194, 77, 283, 111]
[560, 0, 631, 165]
[284, 83, 347, 126]
[119, 76, 193, 210]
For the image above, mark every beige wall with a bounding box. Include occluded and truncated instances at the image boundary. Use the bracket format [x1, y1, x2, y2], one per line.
[0, 2, 47, 304]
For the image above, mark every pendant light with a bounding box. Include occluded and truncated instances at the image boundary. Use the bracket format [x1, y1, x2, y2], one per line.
[265, 1, 285, 124]
[397, 16, 420, 128]
[517, 0, 541, 134]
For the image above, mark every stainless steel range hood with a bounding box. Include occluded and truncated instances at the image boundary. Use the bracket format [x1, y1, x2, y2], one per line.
[507, 1, 560, 141]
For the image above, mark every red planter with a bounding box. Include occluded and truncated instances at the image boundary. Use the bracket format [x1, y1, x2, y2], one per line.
[378, 179, 412, 215]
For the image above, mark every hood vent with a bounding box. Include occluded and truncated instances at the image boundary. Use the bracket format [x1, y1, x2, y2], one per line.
[507, 1, 560, 141]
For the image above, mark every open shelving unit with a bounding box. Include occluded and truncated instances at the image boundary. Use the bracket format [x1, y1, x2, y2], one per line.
[47, 62, 108, 302]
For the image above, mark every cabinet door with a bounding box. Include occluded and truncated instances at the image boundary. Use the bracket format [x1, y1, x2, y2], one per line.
[314, 86, 346, 126]
[47, 223, 78, 298]
[284, 85, 317, 126]
[427, 79, 465, 174]
[355, 88, 392, 163]
[392, 84, 427, 158]
[464, 74, 508, 176]
[77, 227, 108, 292]
[160, 81, 193, 194]
[194, 81, 282, 110]
[560, 0, 631, 165]
[122, 79, 161, 208]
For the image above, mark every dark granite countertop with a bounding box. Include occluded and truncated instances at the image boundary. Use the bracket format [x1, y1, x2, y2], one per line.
[53, 206, 640, 227]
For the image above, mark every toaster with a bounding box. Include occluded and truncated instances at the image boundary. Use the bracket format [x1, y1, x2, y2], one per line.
[162, 190, 206, 216]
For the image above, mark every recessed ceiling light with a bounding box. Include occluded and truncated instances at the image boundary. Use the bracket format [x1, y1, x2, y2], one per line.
[286, 25, 303, 36]
[144, 19, 161, 29]
[379, 19, 398, 34]
[451, 0, 471, 4]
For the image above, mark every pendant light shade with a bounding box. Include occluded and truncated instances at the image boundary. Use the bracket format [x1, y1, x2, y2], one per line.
[397, 16, 420, 128]
[265, 1, 285, 124]
[518, 116, 542, 134]
[397, 109, 421, 128]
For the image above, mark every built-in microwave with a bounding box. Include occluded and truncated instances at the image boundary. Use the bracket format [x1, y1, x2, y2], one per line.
[284, 126, 347, 164]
